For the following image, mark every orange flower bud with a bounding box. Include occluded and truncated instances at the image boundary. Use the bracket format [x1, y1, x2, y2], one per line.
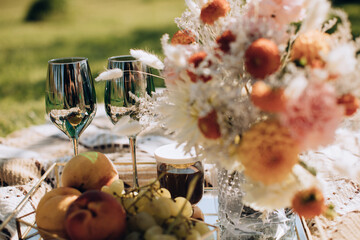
[200, 0, 230, 25]
[292, 187, 326, 219]
[251, 81, 286, 112]
[337, 93, 359, 116]
[291, 31, 330, 68]
[245, 38, 281, 79]
[171, 30, 196, 45]
[187, 51, 212, 83]
[198, 110, 221, 139]
[216, 30, 236, 53]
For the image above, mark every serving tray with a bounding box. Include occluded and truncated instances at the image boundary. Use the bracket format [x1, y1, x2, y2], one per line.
[0, 160, 312, 240]
[0, 162, 220, 240]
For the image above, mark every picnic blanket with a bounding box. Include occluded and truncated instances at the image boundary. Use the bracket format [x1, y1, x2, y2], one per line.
[0, 106, 360, 239]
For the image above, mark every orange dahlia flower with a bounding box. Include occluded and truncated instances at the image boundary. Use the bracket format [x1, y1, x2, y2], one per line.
[237, 119, 299, 185]
[200, 0, 230, 25]
[245, 38, 281, 79]
[337, 93, 359, 116]
[198, 110, 221, 139]
[171, 30, 196, 45]
[292, 187, 325, 219]
[216, 30, 236, 53]
[187, 51, 212, 83]
[291, 31, 330, 68]
[251, 81, 286, 112]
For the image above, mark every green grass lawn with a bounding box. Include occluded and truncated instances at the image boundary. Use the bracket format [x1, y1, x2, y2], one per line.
[334, 3, 360, 38]
[0, 0, 359, 137]
[0, 0, 185, 136]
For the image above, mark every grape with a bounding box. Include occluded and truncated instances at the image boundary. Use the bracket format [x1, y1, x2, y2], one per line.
[138, 188, 153, 198]
[134, 196, 152, 213]
[193, 221, 212, 237]
[100, 185, 112, 195]
[156, 188, 172, 198]
[109, 179, 124, 197]
[144, 225, 163, 240]
[171, 221, 190, 239]
[163, 215, 186, 227]
[153, 197, 178, 217]
[164, 216, 191, 239]
[122, 197, 137, 215]
[174, 197, 193, 218]
[147, 234, 177, 240]
[142, 197, 173, 223]
[124, 231, 142, 240]
[185, 229, 201, 240]
[167, 199, 180, 217]
[132, 212, 157, 232]
[135, 188, 154, 211]
[127, 215, 137, 232]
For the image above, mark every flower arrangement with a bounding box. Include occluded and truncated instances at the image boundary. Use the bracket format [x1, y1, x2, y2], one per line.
[150, 0, 360, 218]
[100, 0, 360, 219]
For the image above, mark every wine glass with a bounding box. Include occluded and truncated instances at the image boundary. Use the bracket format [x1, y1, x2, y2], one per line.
[45, 57, 97, 156]
[105, 55, 155, 188]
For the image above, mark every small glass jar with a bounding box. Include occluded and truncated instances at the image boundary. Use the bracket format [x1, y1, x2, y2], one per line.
[154, 143, 204, 205]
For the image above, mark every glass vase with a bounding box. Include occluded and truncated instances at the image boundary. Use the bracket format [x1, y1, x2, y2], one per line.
[217, 169, 297, 239]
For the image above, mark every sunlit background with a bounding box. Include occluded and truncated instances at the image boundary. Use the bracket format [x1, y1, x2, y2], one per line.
[0, 0, 358, 137]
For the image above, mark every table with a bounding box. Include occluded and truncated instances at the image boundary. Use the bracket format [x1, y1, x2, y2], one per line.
[1, 106, 360, 239]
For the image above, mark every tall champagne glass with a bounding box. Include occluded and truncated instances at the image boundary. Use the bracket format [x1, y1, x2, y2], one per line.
[45, 57, 97, 156]
[105, 55, 155, 187]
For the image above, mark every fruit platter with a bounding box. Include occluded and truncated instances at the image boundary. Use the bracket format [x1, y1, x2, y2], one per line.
[2, 152, 220, 240]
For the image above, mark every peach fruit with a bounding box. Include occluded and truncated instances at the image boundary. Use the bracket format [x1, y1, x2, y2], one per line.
[35, 187, 81, 239]
[65, 190, 127, 240]
[61, 152, 118, 192]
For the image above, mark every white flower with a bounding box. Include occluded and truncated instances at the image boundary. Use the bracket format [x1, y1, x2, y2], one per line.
[161, 34, 199, 69]
[130, 49, 164, 70]
[284, 74, 308, 100]
[243, 165, 319, 211]
[243, 175, 301, 211]
[185, 0, 201, 16]
[325, 44, 357, 76]
[300, 0, 330, 32]
[250, 0, 306, 26]
[158, 80, 203, 149]
[164, 45, 189, 68]
[95, 68, 123, 81]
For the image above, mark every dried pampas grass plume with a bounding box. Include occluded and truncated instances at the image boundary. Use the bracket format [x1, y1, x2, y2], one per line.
[95, 68, 123, 82]
[130, 49, 164, 70]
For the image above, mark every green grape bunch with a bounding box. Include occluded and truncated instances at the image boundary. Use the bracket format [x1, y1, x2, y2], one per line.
[101, 178, 213, 240]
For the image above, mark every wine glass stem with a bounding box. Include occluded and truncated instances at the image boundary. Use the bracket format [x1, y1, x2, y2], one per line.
[129, 136, 139, 188]
[71, 137, 79, 156]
